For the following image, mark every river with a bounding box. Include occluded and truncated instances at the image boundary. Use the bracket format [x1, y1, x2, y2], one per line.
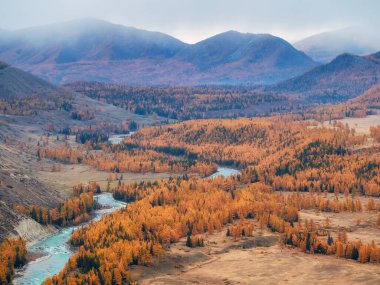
[208, 166, 240, 178]
[13, 193, 126, 285]
[13, 167, 239, 284]
[108, 132, 135, 144]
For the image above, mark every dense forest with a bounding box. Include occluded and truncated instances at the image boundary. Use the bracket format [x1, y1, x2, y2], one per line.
[122, 116, 379, 197]
[66, 82, 293, 120]
[303, 83, 380, 122]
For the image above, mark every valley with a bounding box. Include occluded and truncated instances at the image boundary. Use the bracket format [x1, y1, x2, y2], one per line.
[1, 8, 380, 285]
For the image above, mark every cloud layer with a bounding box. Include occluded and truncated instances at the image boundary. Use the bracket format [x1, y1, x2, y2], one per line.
[1, 0, 379, 43]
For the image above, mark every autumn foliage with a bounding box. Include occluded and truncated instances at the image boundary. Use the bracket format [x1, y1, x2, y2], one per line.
[124, 117, 379, 196]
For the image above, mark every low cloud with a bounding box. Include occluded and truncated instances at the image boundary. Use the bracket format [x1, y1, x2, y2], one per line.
[1, 0, 379, 43]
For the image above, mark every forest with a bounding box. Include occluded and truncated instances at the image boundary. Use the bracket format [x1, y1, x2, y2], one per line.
[44, 176, 379, 284]
[123, 116, 379, 198]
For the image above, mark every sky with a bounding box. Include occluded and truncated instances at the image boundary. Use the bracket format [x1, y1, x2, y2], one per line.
[1, 0, 379, 43]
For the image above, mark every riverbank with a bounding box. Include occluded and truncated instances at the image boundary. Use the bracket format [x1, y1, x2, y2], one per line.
[108, 132, 135, 144]
[12, 218, 58, 248]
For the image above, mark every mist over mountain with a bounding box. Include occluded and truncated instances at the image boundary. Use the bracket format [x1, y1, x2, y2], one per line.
[295, 26, 380, 63]
[0, 19, 317, 85]
[0, 18, 186, 64]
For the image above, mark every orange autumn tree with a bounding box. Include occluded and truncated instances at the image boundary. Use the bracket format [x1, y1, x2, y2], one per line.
[0, 238, 26, 285]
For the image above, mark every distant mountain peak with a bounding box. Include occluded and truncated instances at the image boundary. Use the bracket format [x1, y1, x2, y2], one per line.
[0, 61, 9, 69]
[208, 30, 274, 41]
[175, 31, 316, 72]
[273, 51, 380, 101]
[367, 51, 380, 62]
[329, 53, 359, 65]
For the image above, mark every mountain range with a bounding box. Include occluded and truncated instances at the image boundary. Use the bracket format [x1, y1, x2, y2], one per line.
[0, 18, 317, 85]
[0, 18, 379, 94]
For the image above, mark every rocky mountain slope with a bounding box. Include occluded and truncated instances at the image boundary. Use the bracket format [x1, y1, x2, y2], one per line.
[0, 63, 158, 241]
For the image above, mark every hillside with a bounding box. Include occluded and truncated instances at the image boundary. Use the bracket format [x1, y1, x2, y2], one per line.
[272, 52, 380, 102]
[0, 61, 62, 99]
[0, 63, 69, 239]
[0, 64, 159, 241]
[0, 19, 317, 85]
[350, 82, 380, 107]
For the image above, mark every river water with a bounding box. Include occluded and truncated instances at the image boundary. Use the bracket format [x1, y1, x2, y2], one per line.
[208, 167, 240, 178]
[13, 167, 239, 284]
[108, 132, 135, 144]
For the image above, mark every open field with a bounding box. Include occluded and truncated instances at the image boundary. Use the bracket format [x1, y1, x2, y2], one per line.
[35, 164, 181, 197]
[293, 193, 380, 245]
[323, 115, 380, 135]
[299, 210, 380, 245]
[133, 225, 380, 285]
